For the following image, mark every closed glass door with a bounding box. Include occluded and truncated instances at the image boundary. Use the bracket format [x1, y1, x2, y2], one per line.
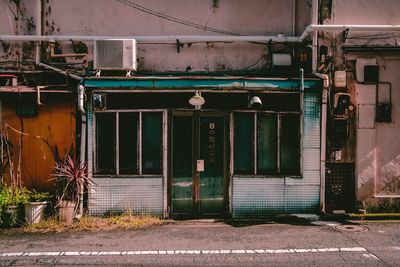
[171, 112, 226, 216]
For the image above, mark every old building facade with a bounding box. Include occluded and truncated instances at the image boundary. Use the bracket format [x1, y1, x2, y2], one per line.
[0, 0, 399, 218]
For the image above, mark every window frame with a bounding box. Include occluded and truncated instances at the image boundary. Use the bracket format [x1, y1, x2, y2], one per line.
[94, 109, 166, 176]
[232, 110, 302, 177]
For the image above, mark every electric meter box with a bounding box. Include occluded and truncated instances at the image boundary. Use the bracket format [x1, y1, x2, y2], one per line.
[334, 71, 346, 88]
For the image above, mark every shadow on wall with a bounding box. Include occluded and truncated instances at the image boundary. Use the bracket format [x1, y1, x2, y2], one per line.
[357, 149, 375, 201]
[358, 148, 400, 212]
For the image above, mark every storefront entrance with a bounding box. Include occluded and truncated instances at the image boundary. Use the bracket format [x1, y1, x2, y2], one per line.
[171, 111, 227, 217]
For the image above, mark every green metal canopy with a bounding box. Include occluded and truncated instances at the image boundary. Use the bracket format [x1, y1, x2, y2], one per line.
[82, 76, 322, 90]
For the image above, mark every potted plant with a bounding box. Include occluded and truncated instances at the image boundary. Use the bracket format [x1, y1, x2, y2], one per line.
[24, 190, 50, 224]
[0, 186, 30, 227]
[52, 155, 93, 225]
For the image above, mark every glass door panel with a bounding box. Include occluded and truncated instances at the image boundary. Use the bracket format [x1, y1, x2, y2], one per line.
[172, 116, 193, 214]
[199, 116, 225, 214]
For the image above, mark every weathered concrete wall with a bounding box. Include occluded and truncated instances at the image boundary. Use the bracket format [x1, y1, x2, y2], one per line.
[0, 0, 38, 64]
[350, 54, 400, 200]
[331, 0, 400, 24]
[0, 0, 312, 71]
[327, 1, 400, 207]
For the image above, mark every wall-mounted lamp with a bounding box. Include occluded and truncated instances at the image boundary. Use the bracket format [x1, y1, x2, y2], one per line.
[249, 95, 262, 109]
[189, 91, 205, 110]
[93, 93, 106, 110]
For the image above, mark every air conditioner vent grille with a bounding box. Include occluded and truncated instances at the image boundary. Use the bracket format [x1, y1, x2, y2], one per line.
[94, 39, 136, 70]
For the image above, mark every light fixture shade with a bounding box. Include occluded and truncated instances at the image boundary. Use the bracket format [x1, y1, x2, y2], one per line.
[189, 92, 205, 106]
[249, 96, 262, 109]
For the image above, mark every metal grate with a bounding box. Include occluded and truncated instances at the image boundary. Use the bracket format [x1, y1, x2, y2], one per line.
[325, 163, 355, 212]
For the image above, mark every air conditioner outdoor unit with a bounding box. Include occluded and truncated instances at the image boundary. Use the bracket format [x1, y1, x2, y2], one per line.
[94, 39, 137, 70]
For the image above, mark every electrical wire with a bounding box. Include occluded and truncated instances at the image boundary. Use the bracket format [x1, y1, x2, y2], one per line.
[115, 0, 245, 36]
[237, 55, 266, 71]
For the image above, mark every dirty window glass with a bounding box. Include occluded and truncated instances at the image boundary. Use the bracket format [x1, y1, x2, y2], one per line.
[173, 116, 192, 178]
[234, 113, 254, 173]
[234, 112, 300, 176]
[96, 113, 116, 174]
[257, 114, 277, 174]
[142, 112, 163, 174]
[119, 112, 138, 174]
[280, 114, 300, 175]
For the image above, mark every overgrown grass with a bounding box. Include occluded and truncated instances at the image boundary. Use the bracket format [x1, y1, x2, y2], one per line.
[23, 213, 164, 233]
[365, 198, 400, 213]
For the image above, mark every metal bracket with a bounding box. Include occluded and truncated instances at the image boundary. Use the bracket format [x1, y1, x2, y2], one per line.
[342, 28, 350, 42]
[176, 39, 184, 53]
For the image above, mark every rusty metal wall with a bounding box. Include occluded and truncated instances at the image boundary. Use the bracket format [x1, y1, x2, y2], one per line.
[1, 100, 76, 192]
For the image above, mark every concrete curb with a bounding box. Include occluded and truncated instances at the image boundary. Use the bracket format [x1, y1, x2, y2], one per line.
[322, 213, 400, 221]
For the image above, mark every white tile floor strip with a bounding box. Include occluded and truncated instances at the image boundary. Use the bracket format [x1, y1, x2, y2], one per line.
[0, 247, 372, 257]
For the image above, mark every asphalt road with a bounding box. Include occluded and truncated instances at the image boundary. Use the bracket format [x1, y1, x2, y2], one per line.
[0, 219, 400, 266]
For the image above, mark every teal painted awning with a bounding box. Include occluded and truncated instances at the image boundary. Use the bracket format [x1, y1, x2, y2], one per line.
[83, 77, 322, 91]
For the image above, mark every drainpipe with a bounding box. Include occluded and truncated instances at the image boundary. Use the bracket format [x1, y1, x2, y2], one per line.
[75, 114, 86, 221]
[35, 0, 41, 65]
[292, 0, 296, 57]
[292, 0, 296, 35]
[314, 73, 329, 214]
[77, 84, 85, 114]
[75, 83, 86, 220]
[299, 68, 304, 180]
[38, 62, 82, 80]
[36, 86, 44, 105]
[311, 0, 319, 72]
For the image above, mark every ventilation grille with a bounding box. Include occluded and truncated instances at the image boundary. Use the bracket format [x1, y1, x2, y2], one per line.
[325, 163, 355, 212]
[94, 39, 137, 70]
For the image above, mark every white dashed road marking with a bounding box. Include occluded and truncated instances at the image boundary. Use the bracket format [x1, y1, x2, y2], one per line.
[363, 253, 380, 260]
[0, 247, 371, 257]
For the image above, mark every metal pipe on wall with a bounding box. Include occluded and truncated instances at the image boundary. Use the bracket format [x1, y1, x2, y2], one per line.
[0, 35, 303, 43]
[35, 0, 41, 65]
[76, 114, 87, 220]
[38, 62, 82, 80]
[311, 0, 319, 72]
[292, 0, 296, 36]
[1, 24, 399, 44]
[314, 72, 329, 213]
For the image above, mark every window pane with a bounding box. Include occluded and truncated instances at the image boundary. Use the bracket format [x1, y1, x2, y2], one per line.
[96, 113, 116, 174]
[257, 114, 277, 174]
[281, 114, 300, 175]
[234, 113, 253, 173]
[173, 116, 192, 178]
[142, 112, 163, 174]
[119, 112, 138, 174]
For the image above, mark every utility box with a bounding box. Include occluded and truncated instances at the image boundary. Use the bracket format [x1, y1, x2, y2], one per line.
[356, 58, 377, 83]
[334, 71, 346, 88]
[376, 103, 391, 122]
[364, 65, 379, 84]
